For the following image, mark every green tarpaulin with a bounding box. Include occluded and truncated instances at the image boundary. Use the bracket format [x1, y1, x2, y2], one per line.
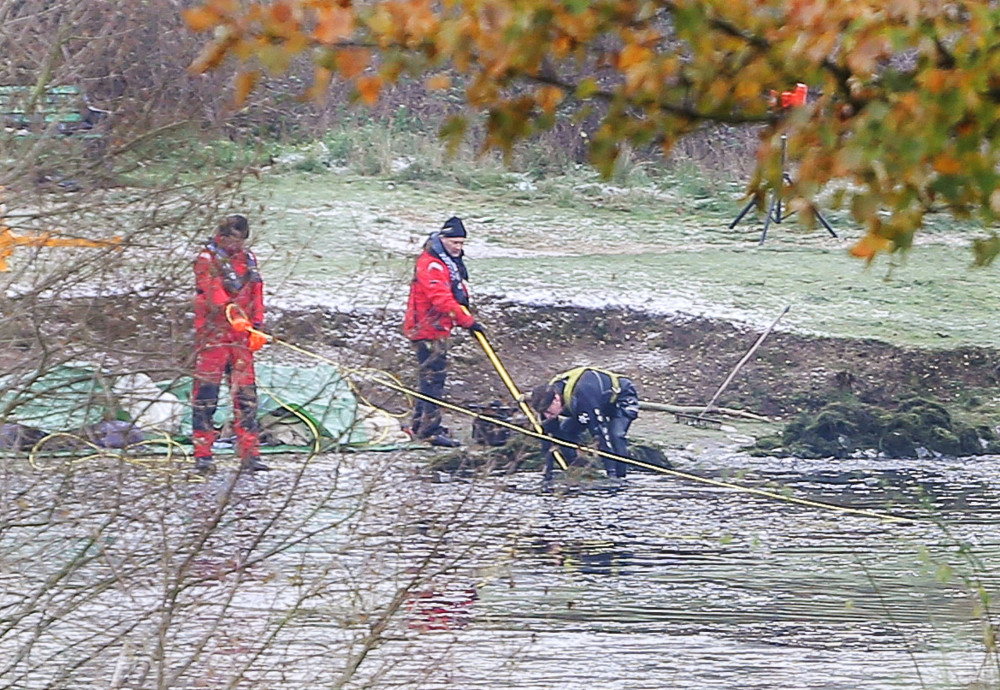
[0, 361, 407, 452]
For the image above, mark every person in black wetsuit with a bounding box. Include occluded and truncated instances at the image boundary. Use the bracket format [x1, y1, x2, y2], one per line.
[529, 367, 640, 481]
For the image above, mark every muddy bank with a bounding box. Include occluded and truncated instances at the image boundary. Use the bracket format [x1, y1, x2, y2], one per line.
[9, 294, 998, 457]
[264, 298, 1000, 458]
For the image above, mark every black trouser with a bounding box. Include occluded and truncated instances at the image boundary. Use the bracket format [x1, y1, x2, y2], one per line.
[411, 339, 448, 438]
[604, 378, 639, 478]
[603, 414, 634, 478]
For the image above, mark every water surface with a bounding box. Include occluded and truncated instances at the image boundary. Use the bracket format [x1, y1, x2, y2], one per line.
[370, 452, 1000, 689]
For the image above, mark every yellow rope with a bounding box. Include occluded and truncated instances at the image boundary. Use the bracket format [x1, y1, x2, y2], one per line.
[27, 430, 192, 477]
[255, 382, 325, 455]
[28, 432, 101, 470]
[261, 330, 918, 525]
[469, 325, 568, 471]
[226, 302, 412, 420]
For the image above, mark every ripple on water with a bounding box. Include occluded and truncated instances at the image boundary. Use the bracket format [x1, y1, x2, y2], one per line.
[376, 457, 1000, 689]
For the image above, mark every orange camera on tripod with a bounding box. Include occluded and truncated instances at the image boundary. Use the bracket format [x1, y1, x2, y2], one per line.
[731, 82, 836, 244]
[772, 83, 808, 110]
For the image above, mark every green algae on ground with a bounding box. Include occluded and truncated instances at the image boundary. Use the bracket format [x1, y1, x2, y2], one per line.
[752, 397, 1000, 459]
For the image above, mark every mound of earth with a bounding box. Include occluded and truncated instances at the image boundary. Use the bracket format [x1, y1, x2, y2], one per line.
[272, 297, 1000, 458]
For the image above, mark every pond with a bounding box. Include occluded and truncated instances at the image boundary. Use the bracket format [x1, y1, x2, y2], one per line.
[2, 446, 999, 689]
[360, 452, 1000, 689]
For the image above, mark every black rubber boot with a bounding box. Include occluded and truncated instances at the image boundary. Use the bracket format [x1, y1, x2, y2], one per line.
[429, 433, 461, 447]
[242, 455, 270, 472]
[194, 456, 216, 474]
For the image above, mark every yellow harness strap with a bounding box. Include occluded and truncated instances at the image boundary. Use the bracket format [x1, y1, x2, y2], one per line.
[549, 366, 622, 409]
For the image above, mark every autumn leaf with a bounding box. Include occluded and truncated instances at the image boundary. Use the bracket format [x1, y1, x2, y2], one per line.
[845, 34, 890, 74]
[305, 67, 334, 103]
[356, 75, 383, 105]
[553, 35, 574, 56]
[269, 0, 294, 25]
[932, 153, 962, 175]
[536, 85, 564, 114]
[576, 78, 599, 99]
[336, 47, 370, 79]
[182, 7, 220, 32]
[314, 6, 354, 44]
[849, 234, 894, 264]
[257, 44, 293, 74]
[972, 233, 1000, 267]
[233, 70, 258, 107]
[922, 69, 948, 94]
[189, 38, 234, 74]
[439, 115, 468, 156]
[618, 43, 652, 71]
[403, 0, 439, 37]
[426, 73, 452, 90]
[956, 120, 976, 138]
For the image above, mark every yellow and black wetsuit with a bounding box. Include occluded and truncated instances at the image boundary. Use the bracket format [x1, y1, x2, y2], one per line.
[541, 367, 639, 479]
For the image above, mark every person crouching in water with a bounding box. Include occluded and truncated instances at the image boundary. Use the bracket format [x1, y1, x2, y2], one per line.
[403, 216, 485, 447]
[529, 367, 640, 481]
[192, 214, 269, 474]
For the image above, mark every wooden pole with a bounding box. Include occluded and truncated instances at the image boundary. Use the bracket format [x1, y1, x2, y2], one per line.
[700, 305, 790, 416]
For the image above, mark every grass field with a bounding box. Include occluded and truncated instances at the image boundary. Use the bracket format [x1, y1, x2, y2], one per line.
[244, 162, 999, 351]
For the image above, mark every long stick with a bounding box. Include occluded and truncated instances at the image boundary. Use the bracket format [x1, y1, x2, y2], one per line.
[700, 305, 790, 416]
[464, 311, 569, 470]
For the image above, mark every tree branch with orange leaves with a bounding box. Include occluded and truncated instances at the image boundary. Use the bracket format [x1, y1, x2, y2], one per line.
[184, 0, 1000, 266]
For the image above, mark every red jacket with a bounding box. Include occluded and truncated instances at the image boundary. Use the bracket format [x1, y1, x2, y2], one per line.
[194, 240, 264, 342]
[404, 248, 475, 341]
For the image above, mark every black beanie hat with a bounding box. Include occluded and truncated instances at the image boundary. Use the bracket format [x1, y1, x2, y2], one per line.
[440, 216, 467, 238]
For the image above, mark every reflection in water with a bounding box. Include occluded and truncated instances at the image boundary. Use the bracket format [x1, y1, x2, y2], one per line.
[523, 537, 634, 577]
[406, 585, 478, 632]
[784, 465, 1000, 515]
[371, 454, 1000, 689]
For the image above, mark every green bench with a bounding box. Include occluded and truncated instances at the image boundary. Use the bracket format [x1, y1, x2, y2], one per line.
[0, 85, 108, 137]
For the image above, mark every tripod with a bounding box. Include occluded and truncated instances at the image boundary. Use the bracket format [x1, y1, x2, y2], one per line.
[729, 134, 836, 245]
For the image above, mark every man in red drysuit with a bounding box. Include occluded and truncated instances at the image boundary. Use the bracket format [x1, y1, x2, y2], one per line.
[192, 214, 269, 474]
[403, 216, 485, 447]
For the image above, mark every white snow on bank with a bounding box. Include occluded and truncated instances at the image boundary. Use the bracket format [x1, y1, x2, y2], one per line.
[480, 285, 779, 330]
[285, 204, 581, 259]
[261, 273, 783, 335]
[0, 259, 784, 335]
